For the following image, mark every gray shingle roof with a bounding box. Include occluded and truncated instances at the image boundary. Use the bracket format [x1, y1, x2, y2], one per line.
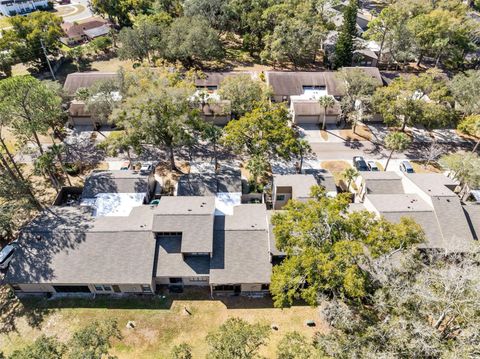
[430, 196, 474, 249]
[274, 171, 336, 200]
[210, 231, 271, 285]
[367, 194, 432, 213]
[176, 168, 242, 196]
[63, 72, 118, 96]
[210, 204, 271, 285]
[153, 196, 215, 253]
[82, 171, 150, 198]
[361, 172, 404, 194]
[6, 206, 155, 285]
[405, 173, 458, 196]
[154, 236, 210, 277]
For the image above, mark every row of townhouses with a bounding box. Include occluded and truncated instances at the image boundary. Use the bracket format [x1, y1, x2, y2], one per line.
[4, 164, 479, 296]
[63, 68, 384, 128]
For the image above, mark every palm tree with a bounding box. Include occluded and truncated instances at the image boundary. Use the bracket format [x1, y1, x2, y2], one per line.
[295, 138, 311, 174]
[384, 132, 411, 170]
[246, 154, 269, 193]
[318, 95, 336, 130]
[342, 167, 359, 191]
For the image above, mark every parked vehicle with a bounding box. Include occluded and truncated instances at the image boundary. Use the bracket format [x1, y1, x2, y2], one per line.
[120, 161, 131, 171]
[140, 162, 154, 175]
[0, 244, 15, 270]
[399, 161, 415, 173]
[353, 156, 370, 171]
[367, 161, 379, 171]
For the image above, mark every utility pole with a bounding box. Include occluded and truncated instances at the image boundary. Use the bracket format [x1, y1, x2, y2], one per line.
[40, 38, 56, 81]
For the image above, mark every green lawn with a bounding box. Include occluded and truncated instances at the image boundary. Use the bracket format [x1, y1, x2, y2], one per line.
[0, 289, 323, 358]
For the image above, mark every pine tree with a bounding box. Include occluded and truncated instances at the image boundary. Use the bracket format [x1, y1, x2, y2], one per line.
[333, 0, 358, 69]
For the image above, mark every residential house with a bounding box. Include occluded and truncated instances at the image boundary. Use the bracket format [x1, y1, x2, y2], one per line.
[265, 67, 384, 125]
[193, 72, 255, 125]
[0, 0, 49, 16]
[353, 172, 478, 252]
[60, 18, 111, 47]
[272, 170, 337, 210]
[63, 72, 119, 127]
[5, 170, 273, 296]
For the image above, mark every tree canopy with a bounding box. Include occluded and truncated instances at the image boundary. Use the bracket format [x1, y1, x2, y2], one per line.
[206, 317, 270, 359]
[373, 69, 458, 130]
[270, 187, 424, 307]
[0, 12, 63, 67]
[111, 68, 201, 170]
[316, 252, 480, 358]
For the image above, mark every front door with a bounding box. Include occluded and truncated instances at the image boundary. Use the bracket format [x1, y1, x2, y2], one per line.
[234, 285, 241, 295]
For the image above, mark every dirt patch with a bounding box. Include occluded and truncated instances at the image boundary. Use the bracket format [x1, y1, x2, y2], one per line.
[339, 125, 372, 141]
[321, 160, 352, 186]
[411, 161, 443, 174]
[320, 130, 329, 141]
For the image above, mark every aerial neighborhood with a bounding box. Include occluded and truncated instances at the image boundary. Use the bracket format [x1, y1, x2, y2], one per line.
[0, 0, 480, 358]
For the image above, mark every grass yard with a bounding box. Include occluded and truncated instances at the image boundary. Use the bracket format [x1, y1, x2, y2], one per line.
[0, 289, 324, 358]
[410, 161, 443, 174]
[339, 124, 372, 141]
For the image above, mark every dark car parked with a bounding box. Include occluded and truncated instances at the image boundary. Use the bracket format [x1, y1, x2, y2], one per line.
[353, 156, 370, 171]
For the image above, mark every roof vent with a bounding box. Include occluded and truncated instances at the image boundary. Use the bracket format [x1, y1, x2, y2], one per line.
[188, 209, 192, 212]
[36, 235, 42, 241]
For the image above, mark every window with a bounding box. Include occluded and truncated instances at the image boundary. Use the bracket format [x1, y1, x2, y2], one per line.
[11, 284, 21, 291]
[112, 285, 121, 293]
[141, 285, 152, 293]
[169, 277, 183, 284]
[302, 85, 325, 91]
[156, 232, 182, 238]
[190, 277, 208, 282]
[94, 285, 103, 291]
[261, 284, 270, 291]
[102, 285, 112, 291]
[276, 194, 286, 201]
[53, 285, 91, 293]
[214, 285, 234, 291]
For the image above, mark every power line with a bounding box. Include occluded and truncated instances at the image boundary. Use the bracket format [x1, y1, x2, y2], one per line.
[40, 38, 56, 81]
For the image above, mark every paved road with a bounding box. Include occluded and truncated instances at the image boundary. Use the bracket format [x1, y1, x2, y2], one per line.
[310, 141, 475, 161]
[57, 0, 93, 22]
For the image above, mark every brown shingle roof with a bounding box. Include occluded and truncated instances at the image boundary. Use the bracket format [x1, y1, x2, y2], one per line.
[61, 18, 109, 39]
[63, 72, 118, 96]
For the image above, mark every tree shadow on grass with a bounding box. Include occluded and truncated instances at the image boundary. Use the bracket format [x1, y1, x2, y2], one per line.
[0, 286, 53, 335]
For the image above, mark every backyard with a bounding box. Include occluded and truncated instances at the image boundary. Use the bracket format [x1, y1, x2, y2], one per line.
[0, 288, 323, 358]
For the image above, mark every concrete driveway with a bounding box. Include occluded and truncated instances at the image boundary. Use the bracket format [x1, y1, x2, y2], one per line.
[56, 0, 93, 22]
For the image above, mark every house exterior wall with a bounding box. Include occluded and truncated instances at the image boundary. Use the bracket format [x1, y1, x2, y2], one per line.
[68, 116, 95, 127]
[12, 283, 153, 294]
[293, 114, 338, 125]
[0, 0, 48, 16]
[154, 277, 210, 286]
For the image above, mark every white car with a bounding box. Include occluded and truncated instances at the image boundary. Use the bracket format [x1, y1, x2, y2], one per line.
[367, 161, 379, 171]
[140, 162, 154, 174]
[0, 244, 15, 270]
